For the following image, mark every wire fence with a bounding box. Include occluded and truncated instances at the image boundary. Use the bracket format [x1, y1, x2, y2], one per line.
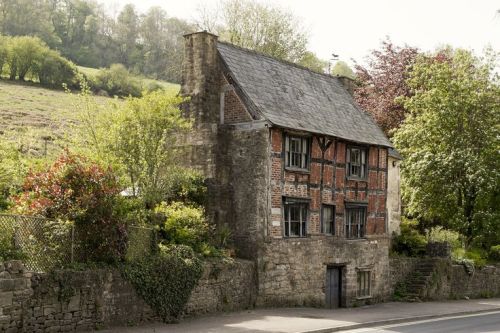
[0, 214, 155, 272]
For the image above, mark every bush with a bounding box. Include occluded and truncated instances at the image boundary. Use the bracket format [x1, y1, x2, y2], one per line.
[91, 64, 142, 97]
[37, 49, 78, 89]
[156, 202, 209, 252]
[0, 222, 25, 261]
[12, 151, 126, 263]
[121, 244, 203, 322]
[464, 249, 488, 267]
[392, 218, 427, 257]
[0, 35, 10, 76]
[164, 168, 207, 206]
[426, 226, 462, 250]
[489, 245, 500, 262]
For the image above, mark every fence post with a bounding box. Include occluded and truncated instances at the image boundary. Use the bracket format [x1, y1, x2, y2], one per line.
[70, 224, 75, 264]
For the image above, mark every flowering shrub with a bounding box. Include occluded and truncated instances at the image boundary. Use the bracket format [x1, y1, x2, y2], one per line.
[12, 151, 126, 263]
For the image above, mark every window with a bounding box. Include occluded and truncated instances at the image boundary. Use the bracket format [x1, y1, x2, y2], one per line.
[285, 135, 309, 170]
[357, 271, 371, 297]
[283, 199, 308, 237]
[347, 147, 367, 179]
[345, 206, 366, 239]
[322, 205, 335, 235]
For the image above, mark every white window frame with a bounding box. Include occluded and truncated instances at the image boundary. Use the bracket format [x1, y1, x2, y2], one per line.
[283, 199, 308, 238]
[345, 206, 367, 239]
[346, 146, 367, 179]
[285, 135, 310, 170]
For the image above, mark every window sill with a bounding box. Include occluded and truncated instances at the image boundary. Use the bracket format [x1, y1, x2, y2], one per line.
[356, 295, 372, 300]
[285, 167, 310, 174]
[346, 176, 368, 182]
[345, 237, 367, 242]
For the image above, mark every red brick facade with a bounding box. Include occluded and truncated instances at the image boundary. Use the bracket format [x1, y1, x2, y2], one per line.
[269, 128, 388, 239]
[221, 74, 252, 124]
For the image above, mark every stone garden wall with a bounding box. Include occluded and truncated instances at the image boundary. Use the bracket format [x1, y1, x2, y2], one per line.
[0, 259, 255, 332]
[389, 257, 500, 300]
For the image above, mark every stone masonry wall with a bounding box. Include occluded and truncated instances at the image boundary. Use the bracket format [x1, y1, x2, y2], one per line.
[0, 260, 256, 332]
[389, 257, 500, 300]
[257, 237, 391, 307]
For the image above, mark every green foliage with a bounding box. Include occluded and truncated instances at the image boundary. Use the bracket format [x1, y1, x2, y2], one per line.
[463, 249, 488, 267]
[392, 218, 427, 257]
[0, 34, 78, 88]
[77, 89, 191, 209]
[157, 202, 209, 252]
[426, 226, 462, 250]
[163, 168, 208, 207]
[393, 48, 500, 247]
[201, 0, 308, 63]
[11, 151, 126, 263]
[298, 51, 327, 73]
[121, 245, 203, 322]
[331, 61, 356, 79]
[91, 64, 142, 97]
[0, 222, 25, 261]
[489, 245, 500, 262]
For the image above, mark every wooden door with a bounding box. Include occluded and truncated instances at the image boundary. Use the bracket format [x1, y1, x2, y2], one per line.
[326, 267, 342, 308]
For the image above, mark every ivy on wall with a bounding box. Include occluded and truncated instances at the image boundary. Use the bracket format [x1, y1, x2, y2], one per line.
[121, 244, 203, 322]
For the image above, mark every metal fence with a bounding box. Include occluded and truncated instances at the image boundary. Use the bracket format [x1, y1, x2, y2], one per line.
[0, 214, 155, 272]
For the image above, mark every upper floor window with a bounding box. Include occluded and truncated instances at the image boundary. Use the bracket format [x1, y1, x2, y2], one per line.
[322, 205, 335, 235]
[283, 198, 308, 237]
[345, 206, 366, 239]
[347, 147, 367, 179]
[285, 135, 310, 170]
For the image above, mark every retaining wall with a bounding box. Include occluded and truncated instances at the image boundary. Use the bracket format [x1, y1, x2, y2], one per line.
[0, 259, 255, 332]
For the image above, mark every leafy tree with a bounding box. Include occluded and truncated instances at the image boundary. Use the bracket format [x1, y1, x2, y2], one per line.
[77, 89, 192, 209]
[354, 39, 419, 136]
[298, 51, 327, 73]
[393, 48, 500, 248]
[8, 35, 44, 80]
[0, 35, 10, 75]
[199, 0, 308, 64]
[37, 48, 78, 88]
[115, 4, 140, 67]
[331, 60, 355, 79]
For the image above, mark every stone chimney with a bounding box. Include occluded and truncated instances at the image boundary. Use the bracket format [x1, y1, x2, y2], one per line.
[179, 31, 221, 179]
[336, 76, 356, 96]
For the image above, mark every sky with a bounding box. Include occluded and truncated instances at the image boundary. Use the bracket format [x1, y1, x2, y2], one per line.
[104, 0, 500, 65]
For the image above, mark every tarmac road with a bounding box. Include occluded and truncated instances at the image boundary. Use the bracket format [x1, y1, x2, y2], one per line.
[343, 311, 500, 333]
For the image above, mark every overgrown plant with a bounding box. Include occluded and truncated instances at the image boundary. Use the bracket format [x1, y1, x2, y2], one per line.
[121, 245, 203, 322]
[12, 151, 127, 263]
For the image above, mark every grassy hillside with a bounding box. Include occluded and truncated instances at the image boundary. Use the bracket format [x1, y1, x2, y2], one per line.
[77, 66, 180, 94]
[0, 80, 108, 156]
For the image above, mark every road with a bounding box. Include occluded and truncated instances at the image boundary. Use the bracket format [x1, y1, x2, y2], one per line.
[343, 311, 500, 333]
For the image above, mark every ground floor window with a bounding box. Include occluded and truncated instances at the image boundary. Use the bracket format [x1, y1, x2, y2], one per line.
[283, 199, 308, 237]
[357, 271, 371, 297]
[345, 206, 366, 239]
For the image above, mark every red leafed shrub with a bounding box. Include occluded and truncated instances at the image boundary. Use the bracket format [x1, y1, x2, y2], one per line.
[13, 151, 127, 263]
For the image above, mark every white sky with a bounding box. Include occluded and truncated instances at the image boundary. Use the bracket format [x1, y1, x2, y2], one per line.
[103, 0, 500, 65]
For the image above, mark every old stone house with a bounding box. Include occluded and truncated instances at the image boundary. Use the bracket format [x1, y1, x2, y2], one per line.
[180, 31, 401, 308]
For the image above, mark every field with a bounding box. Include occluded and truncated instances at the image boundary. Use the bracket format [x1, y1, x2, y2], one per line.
[0, 79, 111, 156]
[0, 71, 180, 157]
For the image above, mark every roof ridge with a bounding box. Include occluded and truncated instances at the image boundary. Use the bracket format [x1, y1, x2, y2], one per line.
[217, 40, 348, 82]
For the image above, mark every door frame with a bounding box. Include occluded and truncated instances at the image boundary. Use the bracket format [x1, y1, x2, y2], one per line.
[325, 264, 346, 309]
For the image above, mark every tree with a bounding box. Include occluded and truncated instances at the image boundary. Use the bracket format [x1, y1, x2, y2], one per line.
[199, 0, 308, 64]
[331, 61, 355, 79]
[298, 51, 327, 73]
[8, 35, 44, 80]
[393, 48, 500, 248]
[77, 89, 192, 209]
[115, 4, 139, 67]
[354, 39, 419, 136]
[0, 35, 10, 75]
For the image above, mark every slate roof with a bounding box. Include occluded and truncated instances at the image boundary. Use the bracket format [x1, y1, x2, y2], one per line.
[217, 42, 392, 147]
